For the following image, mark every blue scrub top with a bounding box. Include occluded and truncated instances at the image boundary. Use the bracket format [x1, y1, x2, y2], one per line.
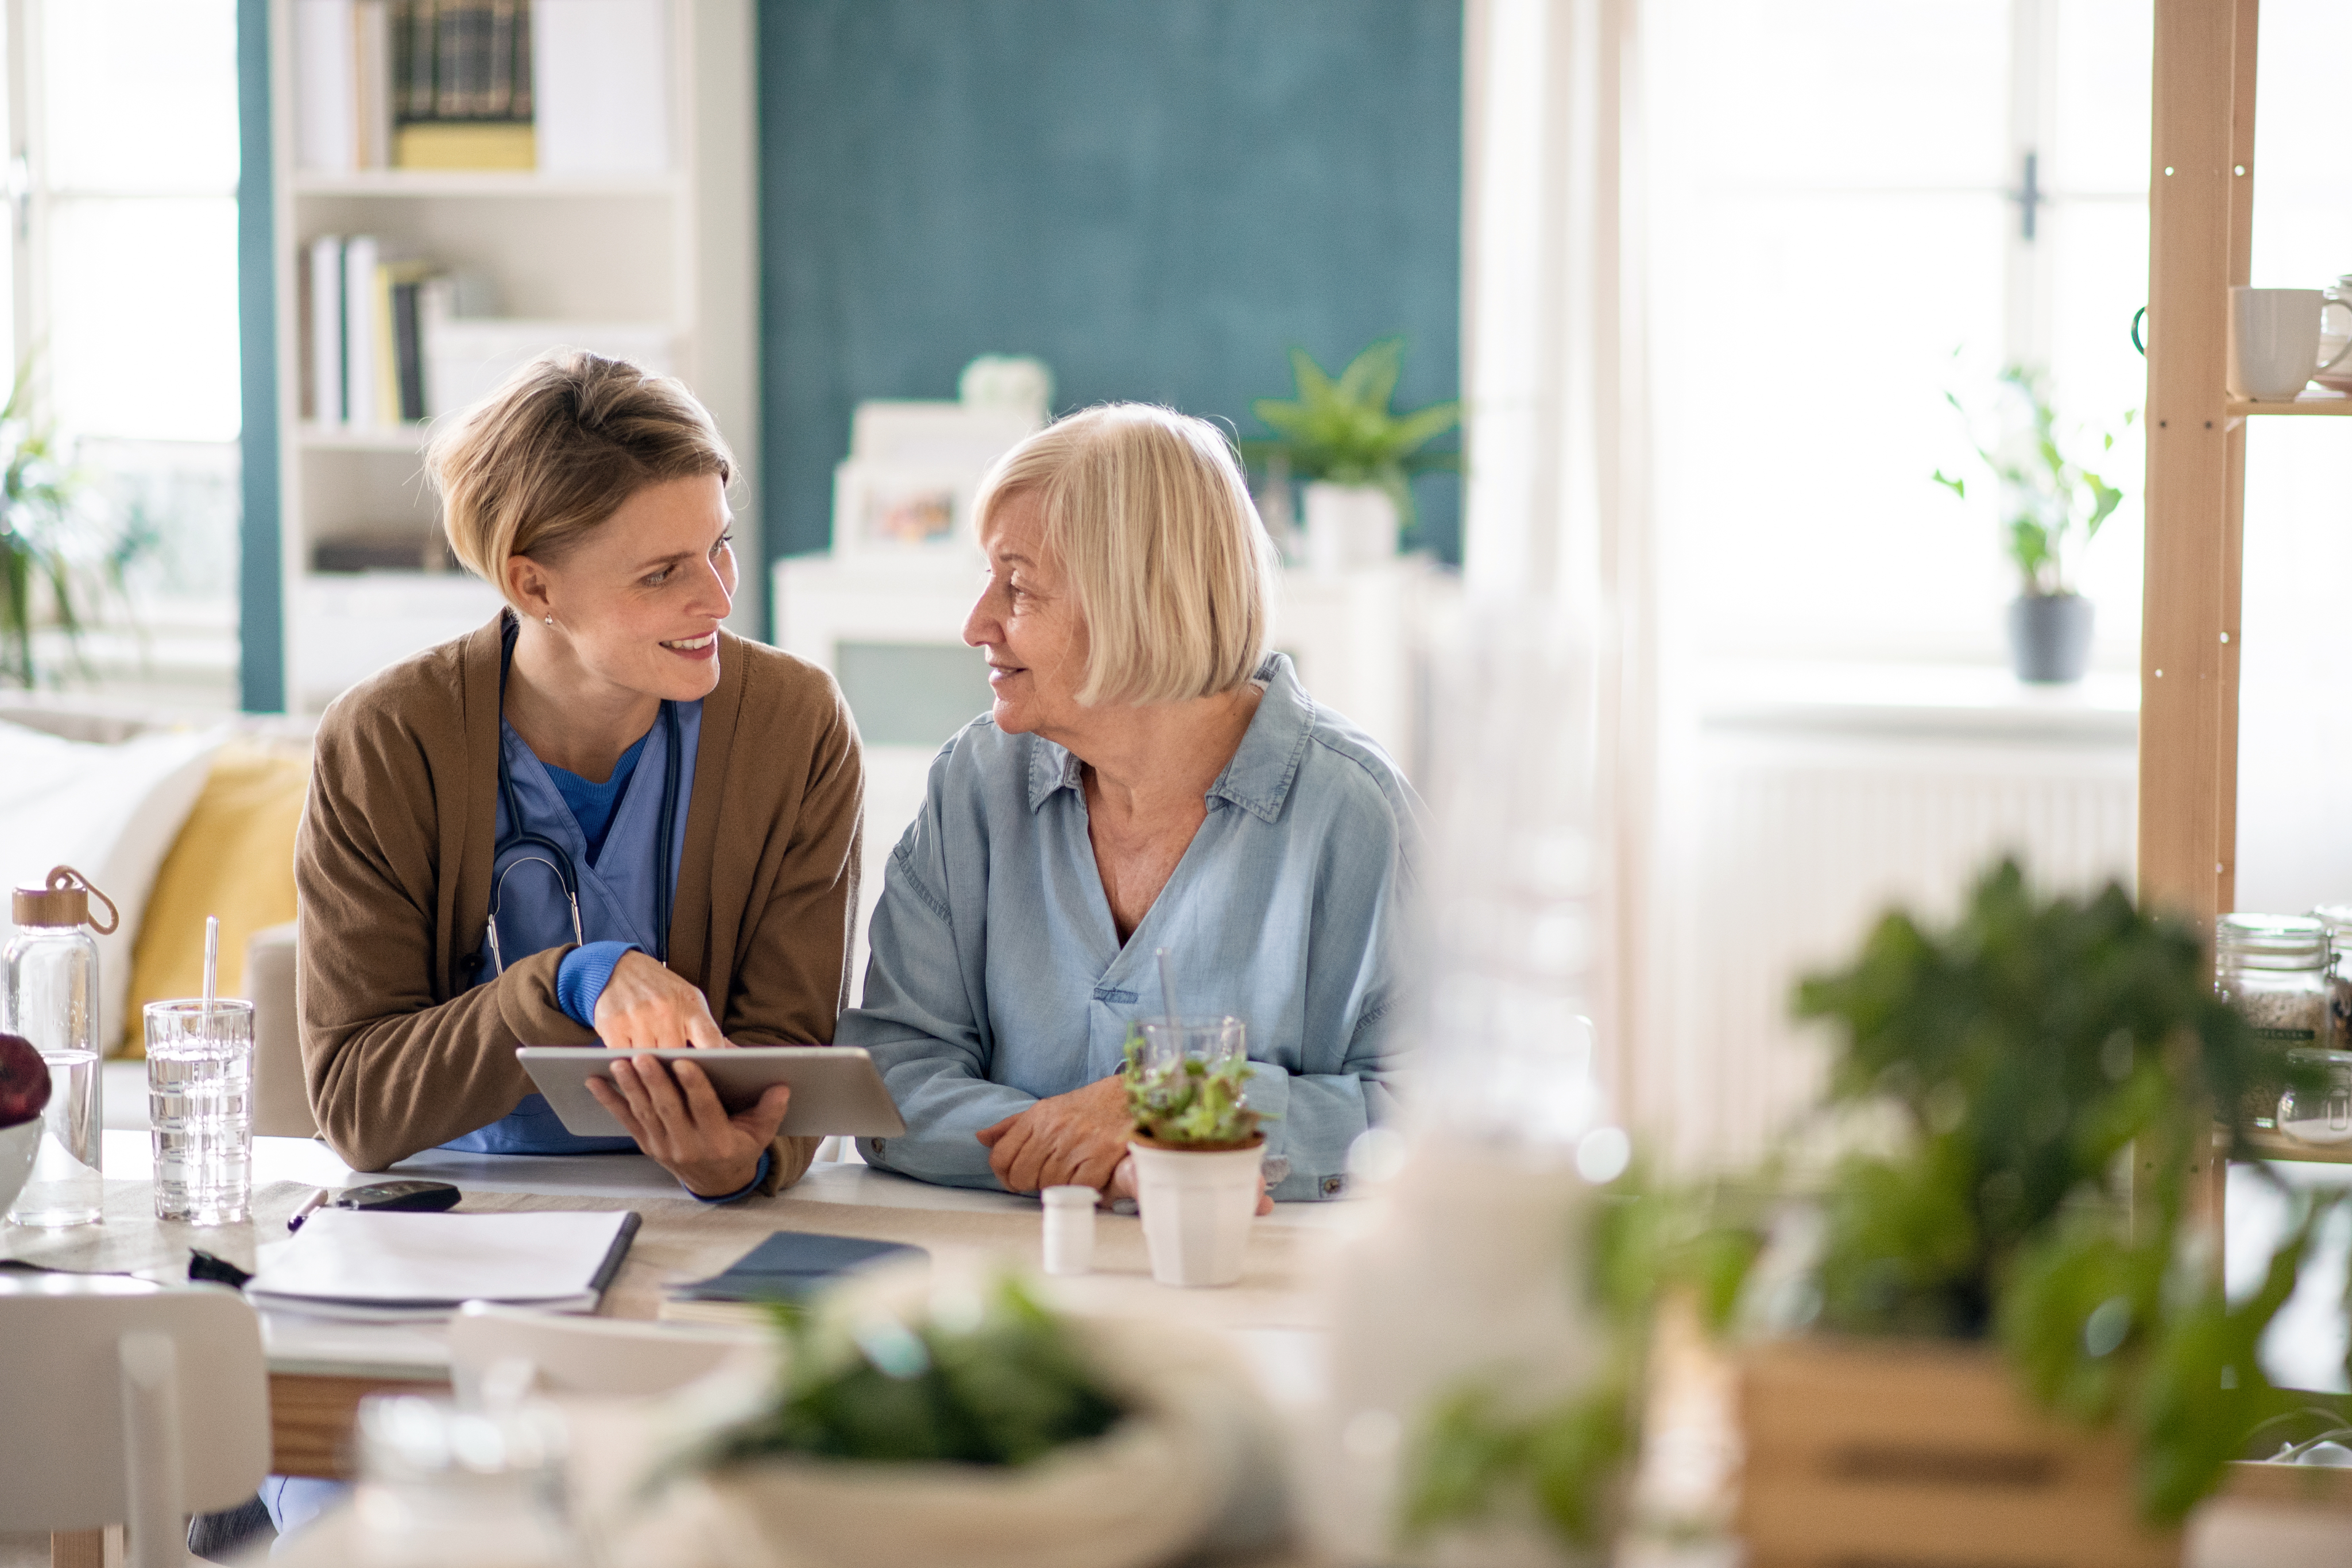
[443, 701, 702, 1155]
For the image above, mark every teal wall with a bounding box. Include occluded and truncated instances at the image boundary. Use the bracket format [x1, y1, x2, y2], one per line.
[237, 0, 283, 712]
[755, 0, 1464, 605]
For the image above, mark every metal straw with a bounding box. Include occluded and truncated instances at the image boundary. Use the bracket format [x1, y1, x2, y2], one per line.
[202, 915, 220, 1018]
[1155, 946, 1179, 1028]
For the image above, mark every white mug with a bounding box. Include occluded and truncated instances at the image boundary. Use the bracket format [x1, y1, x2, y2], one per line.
[2228, 287, 2352, 400]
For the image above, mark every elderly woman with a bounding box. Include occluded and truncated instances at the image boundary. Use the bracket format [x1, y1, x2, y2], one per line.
[840, 404, 1415, 1203]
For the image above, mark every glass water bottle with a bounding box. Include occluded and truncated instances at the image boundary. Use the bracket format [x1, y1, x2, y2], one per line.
[5, 868, 114, 1227]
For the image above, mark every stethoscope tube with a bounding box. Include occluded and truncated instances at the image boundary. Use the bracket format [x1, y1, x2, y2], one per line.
[487, 621, 683, 976]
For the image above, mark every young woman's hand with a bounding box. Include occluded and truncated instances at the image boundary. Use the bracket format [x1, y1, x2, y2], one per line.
[592, 948, 728, 1050]
[586, 1056, 789, 1197]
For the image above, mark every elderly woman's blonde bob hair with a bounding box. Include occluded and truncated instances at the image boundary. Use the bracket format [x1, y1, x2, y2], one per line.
[973, 404, 1276, 708]
[428, 350, 733, 605]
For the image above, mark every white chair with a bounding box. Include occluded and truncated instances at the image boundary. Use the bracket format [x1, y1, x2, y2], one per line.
[247, 921, 316, 1139]
[447, 1302, 769, 1400]
[0, 1273, 271, 1568]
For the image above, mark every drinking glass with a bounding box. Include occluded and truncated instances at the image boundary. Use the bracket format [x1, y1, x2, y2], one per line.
[354, 1388, 583, 1568]
[144, 998, 254, 1224]
[1135, 1016, 1245, 1076]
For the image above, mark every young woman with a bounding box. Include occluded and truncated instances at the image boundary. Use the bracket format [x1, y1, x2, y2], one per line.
[295, 351, 864, 1201]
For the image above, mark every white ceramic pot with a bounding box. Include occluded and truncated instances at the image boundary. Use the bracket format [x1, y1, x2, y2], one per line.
[1129, 1137, 1263, 1288]
[1303, 481, 1399, 575]
[0, 1119, 38, 1215]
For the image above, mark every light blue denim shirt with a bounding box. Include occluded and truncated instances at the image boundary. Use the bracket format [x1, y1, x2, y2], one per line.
[841, 654, 1417, 1202]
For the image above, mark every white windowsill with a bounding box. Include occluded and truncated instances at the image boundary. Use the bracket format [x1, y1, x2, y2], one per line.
[1697, 661, 2140, 744]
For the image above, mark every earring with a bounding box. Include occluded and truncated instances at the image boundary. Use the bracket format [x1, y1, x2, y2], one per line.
[543, 614, 554, 628]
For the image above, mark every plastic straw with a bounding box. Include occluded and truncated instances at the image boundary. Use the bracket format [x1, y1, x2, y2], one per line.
[1155, 946, 1179, 1027]
[202, 915, 220, 1016]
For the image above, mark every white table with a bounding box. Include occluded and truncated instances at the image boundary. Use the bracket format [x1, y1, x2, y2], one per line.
[63, 1129, 1336, 1479]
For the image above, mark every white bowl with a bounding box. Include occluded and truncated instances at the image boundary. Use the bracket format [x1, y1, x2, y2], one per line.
[698, 1310, 1252, 1568]
[0, 1118, 42, 1215]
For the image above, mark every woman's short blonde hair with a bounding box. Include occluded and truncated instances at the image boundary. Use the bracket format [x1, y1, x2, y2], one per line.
[973, 404, 1275, 707]
[427, 350, 733, 604]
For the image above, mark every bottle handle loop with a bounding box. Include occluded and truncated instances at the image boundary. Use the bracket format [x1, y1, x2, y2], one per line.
[45, 865, 119, 936]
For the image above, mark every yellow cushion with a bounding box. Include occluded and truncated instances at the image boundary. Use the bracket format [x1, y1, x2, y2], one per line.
[120, 740, 311, 1056]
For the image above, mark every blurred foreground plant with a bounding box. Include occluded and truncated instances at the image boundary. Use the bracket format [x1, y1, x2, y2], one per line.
[695, 1275, 1125, 1470]
[1401, 1167, 1766, 1554]
[1793, 858, 2339, 1522]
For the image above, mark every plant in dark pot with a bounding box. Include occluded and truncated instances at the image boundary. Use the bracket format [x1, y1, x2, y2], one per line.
[1934, 366, 2132, 684]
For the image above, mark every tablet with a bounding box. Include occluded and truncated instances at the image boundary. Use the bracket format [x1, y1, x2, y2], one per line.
[514, 1046, 907, 1141]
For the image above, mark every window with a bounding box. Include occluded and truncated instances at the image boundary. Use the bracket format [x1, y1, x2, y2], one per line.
[1646, 0, 2151, 670]
[6, 0, 241, 692]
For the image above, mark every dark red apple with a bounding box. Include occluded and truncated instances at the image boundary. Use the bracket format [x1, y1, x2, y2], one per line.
[0, 1032, 51, 1129]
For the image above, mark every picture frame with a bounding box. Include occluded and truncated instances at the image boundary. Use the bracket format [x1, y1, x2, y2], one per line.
[830, 459, 982, 563]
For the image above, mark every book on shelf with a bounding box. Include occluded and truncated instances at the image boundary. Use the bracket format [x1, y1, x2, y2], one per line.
[294, 0, 669, 176]
[300, 233, 672, 431]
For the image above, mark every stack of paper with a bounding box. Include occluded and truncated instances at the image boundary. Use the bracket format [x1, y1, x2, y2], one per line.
[246, 1209, 639, 1322]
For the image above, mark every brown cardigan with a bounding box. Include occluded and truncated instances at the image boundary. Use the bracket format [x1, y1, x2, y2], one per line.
[295, 612, 864, 1190]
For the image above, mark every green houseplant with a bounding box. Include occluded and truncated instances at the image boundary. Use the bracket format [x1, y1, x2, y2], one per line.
[1401, 861, 2342, 1564]
[1124, 1027, 1271, 1287]
[1750, 860, 2341, 1556]
[675, 1271, 1245, 1568]
[1245, 337, 1460, 569]
[1933, 365, 2133, 685]
[0, 361, 106, 688]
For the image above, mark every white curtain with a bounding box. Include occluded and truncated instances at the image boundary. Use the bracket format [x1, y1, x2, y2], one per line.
[1459, 0, 1662, 1132]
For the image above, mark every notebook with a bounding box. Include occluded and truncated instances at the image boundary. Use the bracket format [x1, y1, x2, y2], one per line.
[657, 1230, 924, 1326]
[244, 1208, 640, 1322]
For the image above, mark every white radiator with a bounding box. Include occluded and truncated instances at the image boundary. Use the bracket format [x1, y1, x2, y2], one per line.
[1651, 710, 2138, 1172]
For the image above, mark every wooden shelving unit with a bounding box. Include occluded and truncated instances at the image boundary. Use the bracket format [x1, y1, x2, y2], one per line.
[2144, 1, 2352, 1194]
[2224, 390, 2352, 419]
[2244, 1131, 2352, 1167]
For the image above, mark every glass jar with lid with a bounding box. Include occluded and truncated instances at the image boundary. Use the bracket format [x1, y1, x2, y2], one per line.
[2314, 904, 2352, 1052]
[2215, 913, 2332, 1136]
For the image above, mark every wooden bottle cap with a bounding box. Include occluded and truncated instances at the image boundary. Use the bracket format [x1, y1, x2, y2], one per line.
[11, 865, 119, 933]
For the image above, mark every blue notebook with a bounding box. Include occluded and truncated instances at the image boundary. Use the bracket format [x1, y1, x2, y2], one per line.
[671, 1230, 926, 1304]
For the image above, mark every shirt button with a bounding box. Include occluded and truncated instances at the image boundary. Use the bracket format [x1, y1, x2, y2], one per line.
[1320, 1174, 1346, 1198]
[871, 1139, 886, 1156]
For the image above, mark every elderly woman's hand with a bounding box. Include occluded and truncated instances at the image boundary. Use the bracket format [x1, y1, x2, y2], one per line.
[975, 1075, 1132, 1193]
[593, 949, 730, 1050]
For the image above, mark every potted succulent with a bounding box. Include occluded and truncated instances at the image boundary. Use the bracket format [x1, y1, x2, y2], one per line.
[1933, 366, 2132, 684]
[0, 1032, 51, 1213]
[1729, 860, 2342, 1564]
[1245, 337, 1461, 573]
[672, 1268, 1251, 1568]
[1124, 1027, 1269, 1288]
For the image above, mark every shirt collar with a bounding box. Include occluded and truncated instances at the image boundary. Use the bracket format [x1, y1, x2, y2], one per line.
[1023, 653, 1312, 824]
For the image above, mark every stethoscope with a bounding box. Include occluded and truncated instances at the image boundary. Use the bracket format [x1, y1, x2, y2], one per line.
[485, 621, 684, 976]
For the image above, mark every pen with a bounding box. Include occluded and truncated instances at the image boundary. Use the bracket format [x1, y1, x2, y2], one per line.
[287, 1188, 331, 1233]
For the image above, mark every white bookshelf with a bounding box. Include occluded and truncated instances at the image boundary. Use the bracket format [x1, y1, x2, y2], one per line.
[263, 0, 761, 711]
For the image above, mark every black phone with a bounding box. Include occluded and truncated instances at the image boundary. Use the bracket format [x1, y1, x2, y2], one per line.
[334, 1180, 462, 1214]
[287, 1179, 463, 1232]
